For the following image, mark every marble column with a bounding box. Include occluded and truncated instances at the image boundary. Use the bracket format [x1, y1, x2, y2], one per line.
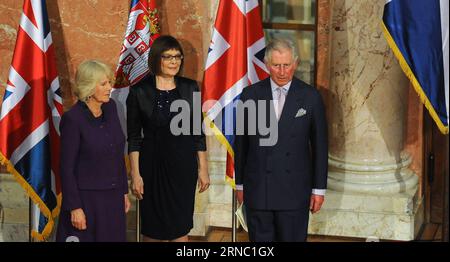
[308, 0, 422, 240]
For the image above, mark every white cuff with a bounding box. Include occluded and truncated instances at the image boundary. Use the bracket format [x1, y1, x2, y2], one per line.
[235, 184, 243, 190]
[312, 189, 326, 195]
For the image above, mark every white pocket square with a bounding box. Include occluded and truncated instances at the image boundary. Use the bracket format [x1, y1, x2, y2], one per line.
[295, 108, 307, 118]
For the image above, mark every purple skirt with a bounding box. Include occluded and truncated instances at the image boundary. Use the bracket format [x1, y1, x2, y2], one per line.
[56, 188, 126, 242]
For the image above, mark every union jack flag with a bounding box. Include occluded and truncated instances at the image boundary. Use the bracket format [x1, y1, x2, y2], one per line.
[111, 0, 159, 139]
[0, 0, 62, 241]
[202, 0, 269, 187]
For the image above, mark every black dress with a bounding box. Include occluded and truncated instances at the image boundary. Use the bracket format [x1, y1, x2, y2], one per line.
[127, 75, 206, 240]
[140, 87, 197, 239]
[125, 74, 208, 240]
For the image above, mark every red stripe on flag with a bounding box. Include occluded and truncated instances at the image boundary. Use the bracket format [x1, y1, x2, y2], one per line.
[246, 7, 265, 46]
[0, 81, 48, 157]
[202, 2, 247, 102]
[22, 0, 38, 29]
[44, 44, 59, 83]
[226, 153, 234, 180]
[254, 61, 268, 81]
[54, 100, 63, 116]
[11, 28, 47, 81]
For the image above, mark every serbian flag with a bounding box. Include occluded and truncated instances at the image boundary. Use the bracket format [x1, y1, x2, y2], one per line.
[202, 0, 269, 187]
[111, 0, 160, 140]
[382, 0, 449, 134]
[0, 0, 62, 240]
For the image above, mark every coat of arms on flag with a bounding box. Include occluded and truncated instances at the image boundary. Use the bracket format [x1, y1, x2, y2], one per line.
[114, 0, 160, 88]
[112, 0, 160, 145]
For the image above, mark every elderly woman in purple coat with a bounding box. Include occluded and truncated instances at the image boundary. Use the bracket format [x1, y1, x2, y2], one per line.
[56, 60, 130, 242]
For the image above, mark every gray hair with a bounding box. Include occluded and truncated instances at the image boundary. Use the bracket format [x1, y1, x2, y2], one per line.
[264, 38, 299, 64]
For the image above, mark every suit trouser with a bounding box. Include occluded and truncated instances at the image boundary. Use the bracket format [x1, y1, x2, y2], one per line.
[246, 207, 310, 242]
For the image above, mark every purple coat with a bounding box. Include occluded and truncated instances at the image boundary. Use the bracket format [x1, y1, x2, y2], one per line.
[59, 99, 128, 211]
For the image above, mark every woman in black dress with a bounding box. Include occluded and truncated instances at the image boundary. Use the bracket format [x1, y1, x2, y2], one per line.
[126, 35, 209, 242]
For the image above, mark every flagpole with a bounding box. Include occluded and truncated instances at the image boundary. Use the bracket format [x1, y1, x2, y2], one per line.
[28, 198, 32, 242]
[136, 199, 140, 242]
[232, 190, 237, 242]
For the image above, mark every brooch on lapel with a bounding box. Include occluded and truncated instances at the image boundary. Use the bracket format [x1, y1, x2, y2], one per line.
[295, 108, 307, 118]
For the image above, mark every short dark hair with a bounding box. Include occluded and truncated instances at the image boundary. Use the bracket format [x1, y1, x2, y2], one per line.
[148, 35, 184, 75]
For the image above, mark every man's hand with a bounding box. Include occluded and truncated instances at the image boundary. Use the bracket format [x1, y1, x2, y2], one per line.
[236, 190, 244, 205]
[71, 208, 87, 230]
[310, 194, 324, 214]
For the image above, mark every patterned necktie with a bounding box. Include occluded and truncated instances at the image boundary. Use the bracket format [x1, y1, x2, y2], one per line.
[276, 88, 286, 120]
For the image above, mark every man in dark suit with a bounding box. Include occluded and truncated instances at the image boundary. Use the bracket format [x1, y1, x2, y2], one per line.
[234, 38, 328, 242]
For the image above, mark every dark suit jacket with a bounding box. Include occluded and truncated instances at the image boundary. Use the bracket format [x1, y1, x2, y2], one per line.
[234, 77, 328, 210]
[126, 75, 206, 154]
[60, 99, 128, 211]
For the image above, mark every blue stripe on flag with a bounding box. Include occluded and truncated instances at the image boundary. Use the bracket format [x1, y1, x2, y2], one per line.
[40, 0, 50, 38]
[130, 0, 140, 8]
[255, 48, 266, 63]
[220, 96, 242, 149]
[3, 90, 12, 100]
[14, 136, 57, 227]
[54, 87, 61, 97]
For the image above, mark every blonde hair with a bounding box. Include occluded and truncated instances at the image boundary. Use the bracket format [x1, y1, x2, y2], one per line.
[74, 60, 114, 101]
